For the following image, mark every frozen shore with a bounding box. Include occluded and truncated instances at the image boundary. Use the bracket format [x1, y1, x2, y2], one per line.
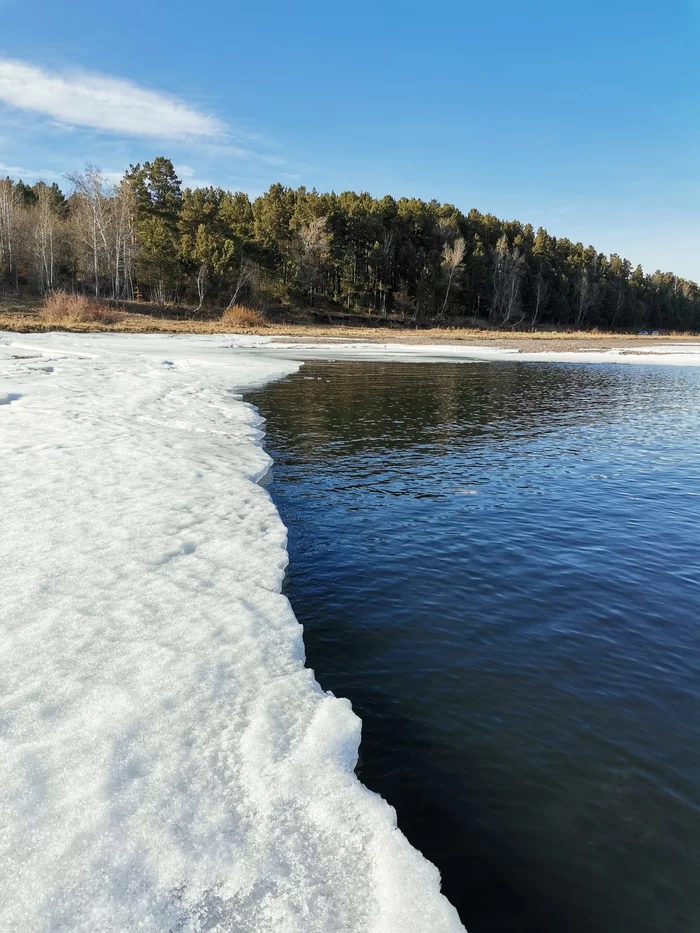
[221, 335, 700, 366]
[0, 333, 464, 933]
[2, 331, 699, 932]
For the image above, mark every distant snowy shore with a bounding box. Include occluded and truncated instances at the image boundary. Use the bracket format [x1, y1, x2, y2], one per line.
[0, 333, 464, 933]
[221, 335, 700, 367]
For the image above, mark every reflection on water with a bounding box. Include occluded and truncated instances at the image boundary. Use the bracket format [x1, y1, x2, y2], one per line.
[248, 361, 700, 933]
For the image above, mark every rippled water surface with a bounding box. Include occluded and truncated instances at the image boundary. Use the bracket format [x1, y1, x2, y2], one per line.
[248, 361, 700, 932]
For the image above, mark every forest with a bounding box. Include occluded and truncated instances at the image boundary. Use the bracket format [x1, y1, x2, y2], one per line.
[1, 156, 698, 331]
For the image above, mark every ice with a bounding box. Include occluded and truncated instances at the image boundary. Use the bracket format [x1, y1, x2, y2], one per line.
[0, 333, 464, 933]
[223, 337, 700, 367]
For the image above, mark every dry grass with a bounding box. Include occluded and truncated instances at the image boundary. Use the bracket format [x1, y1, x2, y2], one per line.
[1, 293, 698, 351]
[220, 304, 268, 328]
[39, 291, 126, 326]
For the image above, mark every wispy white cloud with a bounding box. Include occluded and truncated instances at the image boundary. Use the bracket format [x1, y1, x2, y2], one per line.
[0, 59, 224, 140]
[0, 160, 63, 181]
[174, 163, 216, 189]
[0, 160, 127, 188]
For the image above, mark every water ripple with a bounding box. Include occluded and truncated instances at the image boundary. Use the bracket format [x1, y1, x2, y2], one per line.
[249, 361, 700, 933]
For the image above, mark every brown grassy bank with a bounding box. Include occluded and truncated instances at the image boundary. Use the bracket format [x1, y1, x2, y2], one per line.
[1, 293, 698, 353]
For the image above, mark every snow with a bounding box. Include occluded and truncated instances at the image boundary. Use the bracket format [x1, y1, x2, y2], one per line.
[0, 333, 464, 933]
[222, 337, 700, 367]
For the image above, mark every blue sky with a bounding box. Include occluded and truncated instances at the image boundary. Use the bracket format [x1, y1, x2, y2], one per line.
[1, 0, 699, 278]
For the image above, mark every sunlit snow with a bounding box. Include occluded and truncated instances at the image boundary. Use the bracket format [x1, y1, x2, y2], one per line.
[0, 333, 464, 933]
[222, 337, 700, 366]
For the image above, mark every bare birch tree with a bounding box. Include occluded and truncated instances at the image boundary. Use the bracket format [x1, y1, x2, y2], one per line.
[574, 256, 601, 329]
[68, 167, 112, 297]
[68, 169, 103, 296]
[111, 180, 136, 300]
[296, 217, 330, 306]
[67, 168, 136, 300]
[225, 258, 258, 311]
[31, 184, 59, 292]
[195, 264, 208, 311]
[574, 271, 592, 329]
[491, 234, 525, 326]
[439, 236, 466, 318]
[531, 262, 549, 328]
[0, 179, 19, 293]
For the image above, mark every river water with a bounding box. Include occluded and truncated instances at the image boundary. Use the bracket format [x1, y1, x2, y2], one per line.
[247, 360, 700, 932]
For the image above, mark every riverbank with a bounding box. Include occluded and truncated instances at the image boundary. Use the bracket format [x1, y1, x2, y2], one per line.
[1, 294, 698, 353]
[269, 330, 700, 354]
[1, 312, 697, 354]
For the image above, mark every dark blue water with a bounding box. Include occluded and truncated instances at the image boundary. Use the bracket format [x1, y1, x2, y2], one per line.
[248, 361, 700, 932]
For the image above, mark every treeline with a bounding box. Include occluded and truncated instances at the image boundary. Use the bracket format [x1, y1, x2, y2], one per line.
[1, 156, 698, 330]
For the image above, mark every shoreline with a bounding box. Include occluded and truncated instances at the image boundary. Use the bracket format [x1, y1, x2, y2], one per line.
[3, 317, 700, 355]
[0, 331, 464, 933]
[1, 301, 699, 355]
[268, 332, 700, 355]
[223, 335, 700, 367]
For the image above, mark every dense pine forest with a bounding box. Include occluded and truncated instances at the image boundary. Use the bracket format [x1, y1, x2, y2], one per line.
[1, 156, 698, 331]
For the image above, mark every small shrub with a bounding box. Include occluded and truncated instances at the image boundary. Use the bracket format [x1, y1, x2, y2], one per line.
[220, 304, 267, 328]
[39, 291, 124, 325]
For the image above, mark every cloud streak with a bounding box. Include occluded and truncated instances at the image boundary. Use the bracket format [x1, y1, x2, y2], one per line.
[0, 160, 63, 181]
[0, 59, 224, 140]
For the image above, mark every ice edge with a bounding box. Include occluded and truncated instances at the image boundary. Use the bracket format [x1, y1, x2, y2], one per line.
[0, 332, 464, 933]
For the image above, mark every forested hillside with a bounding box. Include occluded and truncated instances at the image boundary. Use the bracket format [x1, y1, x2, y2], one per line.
[1, 157, 698, 330]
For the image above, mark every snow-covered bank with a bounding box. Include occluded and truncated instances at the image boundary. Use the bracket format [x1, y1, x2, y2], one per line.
[0, 333, 464, 933]
[223, 336, 700, 367]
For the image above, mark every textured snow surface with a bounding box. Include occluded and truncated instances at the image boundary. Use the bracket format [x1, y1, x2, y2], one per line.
[0, 333, 464, 933]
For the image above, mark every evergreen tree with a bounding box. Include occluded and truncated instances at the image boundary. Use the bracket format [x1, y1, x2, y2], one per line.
[124, 158, 182, 301]
[3, 159, 699, 331]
